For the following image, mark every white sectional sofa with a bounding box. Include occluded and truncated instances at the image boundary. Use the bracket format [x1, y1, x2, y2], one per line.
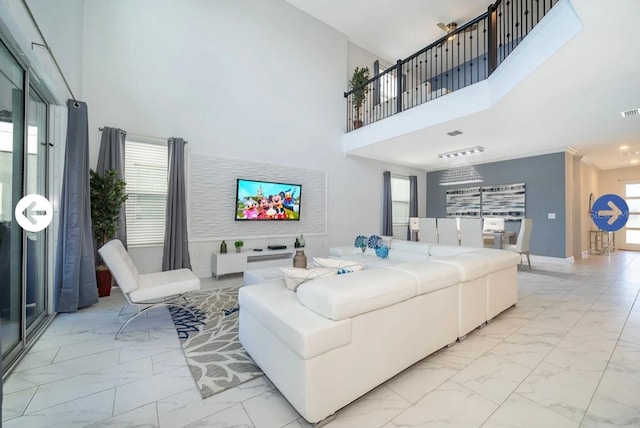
[238, 241, 520, 424]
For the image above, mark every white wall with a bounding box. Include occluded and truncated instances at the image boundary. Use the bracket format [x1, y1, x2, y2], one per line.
[82, 0, 426, 275]
[0, 0, 84, 103]
[577, 158, 599, 257]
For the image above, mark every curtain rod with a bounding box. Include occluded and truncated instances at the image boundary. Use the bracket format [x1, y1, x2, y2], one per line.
[21, 0, 78, 106]
[98, 127, 187, 144]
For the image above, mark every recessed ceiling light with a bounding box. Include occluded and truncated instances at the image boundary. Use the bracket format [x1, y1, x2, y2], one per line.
[619, 145, 629, 150]
[438, 146, 484, 159]
[446, 130, 463, 137]
[631, 159, 639, 164]
[621, 108, 640, 117]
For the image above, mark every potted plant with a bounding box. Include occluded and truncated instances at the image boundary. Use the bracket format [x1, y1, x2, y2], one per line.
[90, 169, 128, 297]
[349, 66, 370, 129]
[234, 240, 244, 253]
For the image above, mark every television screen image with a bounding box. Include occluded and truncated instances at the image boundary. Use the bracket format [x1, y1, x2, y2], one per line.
[235, 179, 301, 221]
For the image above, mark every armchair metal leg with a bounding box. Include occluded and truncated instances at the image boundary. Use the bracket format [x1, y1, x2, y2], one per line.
[525, 251, 531, 269]
[115, 302, 200, 339]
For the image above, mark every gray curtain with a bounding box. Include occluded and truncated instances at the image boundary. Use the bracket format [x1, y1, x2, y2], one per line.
[407, 175, 418, 240]
[54, 100, 98, 312]
[96, 126, 127, 247]
[162, 137, 191, 271]
[382, 171, 393, 236]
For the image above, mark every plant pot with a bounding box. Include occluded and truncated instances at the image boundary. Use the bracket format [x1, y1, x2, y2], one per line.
[96, 269, 113, 297]
[353, 119, 363, 129]
[236, 247, 242, 253]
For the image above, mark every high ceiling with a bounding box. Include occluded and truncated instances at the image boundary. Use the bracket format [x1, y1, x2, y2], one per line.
[284, 0, 640, 171]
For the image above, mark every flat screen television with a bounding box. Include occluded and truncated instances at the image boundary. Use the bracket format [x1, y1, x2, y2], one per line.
[235, 179, 301, 221]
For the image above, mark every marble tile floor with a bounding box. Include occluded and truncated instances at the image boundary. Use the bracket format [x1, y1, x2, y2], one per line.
[3, 252, 640, 427]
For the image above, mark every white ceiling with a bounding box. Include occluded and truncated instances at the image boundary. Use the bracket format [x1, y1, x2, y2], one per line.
[284, 0, 640, 171]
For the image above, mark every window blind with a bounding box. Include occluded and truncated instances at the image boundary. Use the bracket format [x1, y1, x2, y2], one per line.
[391, 176, 410, 224]
[124, 140, 168, 246]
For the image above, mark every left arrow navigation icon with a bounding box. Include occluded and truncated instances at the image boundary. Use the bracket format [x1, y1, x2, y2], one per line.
[15, 194, 53, 232]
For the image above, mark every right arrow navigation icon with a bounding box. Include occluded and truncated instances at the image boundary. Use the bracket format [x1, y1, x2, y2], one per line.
[590, 194, 629, 232]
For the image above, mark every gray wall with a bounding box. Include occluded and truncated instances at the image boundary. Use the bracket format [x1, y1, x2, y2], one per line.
[426, 152, 566, 258]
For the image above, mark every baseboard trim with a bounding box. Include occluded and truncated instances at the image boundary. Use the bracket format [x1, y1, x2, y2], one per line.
[529, 255, 575, 265]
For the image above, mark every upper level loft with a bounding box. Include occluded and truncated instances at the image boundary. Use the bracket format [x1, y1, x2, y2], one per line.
[342, 0, 589, 168]
[344, 0, 560, 133]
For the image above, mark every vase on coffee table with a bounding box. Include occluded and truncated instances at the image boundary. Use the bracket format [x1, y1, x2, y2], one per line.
[293, 250, 307, 268]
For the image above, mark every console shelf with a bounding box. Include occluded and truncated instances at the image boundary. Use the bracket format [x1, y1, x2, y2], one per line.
[211, 248, 294, 278]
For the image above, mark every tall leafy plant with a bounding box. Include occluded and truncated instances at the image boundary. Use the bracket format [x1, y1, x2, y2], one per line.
[90, 169, 128, 247]
[349, 66, 370, 125]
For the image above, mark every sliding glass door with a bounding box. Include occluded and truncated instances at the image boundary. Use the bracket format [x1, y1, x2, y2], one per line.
[25, 89, 48, 331]
[1, 38, 50, 372]
[0, 39, 25, 367]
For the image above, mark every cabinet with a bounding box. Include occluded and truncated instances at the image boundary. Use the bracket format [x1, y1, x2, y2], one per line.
[211, 248, 295, 278]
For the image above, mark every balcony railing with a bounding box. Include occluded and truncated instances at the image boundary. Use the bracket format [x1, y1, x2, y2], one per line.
[344, 0, 559, 132]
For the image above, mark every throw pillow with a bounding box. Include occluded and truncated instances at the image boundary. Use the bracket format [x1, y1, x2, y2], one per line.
[312, 257, 366, 273]
[368, 234, 382, 249]
[375, 246, 389, 259]
[281, 267, 336, 291]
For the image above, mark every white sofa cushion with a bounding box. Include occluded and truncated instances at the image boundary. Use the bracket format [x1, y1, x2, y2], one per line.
[387, 262, 461, 295]
[390, 240, 431, 254]
[429, 254, 489, 282]
[466, 249, 521, 271]
[388, 250, 429, 262]
[281, 267, 336, 291]
[297, 269, 418, 320]
[239, 280, 352, 359]
[428, 245, 476, 257]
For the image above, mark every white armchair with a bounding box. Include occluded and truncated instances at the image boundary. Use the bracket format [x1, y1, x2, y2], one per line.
[98, 239, 201, 338]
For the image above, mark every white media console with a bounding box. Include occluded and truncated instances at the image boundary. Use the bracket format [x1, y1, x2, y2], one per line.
[211, 248, 295, 278]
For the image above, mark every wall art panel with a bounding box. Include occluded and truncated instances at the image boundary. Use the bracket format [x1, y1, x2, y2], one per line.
[481, 182, 526, 219]
[446, 186, 481, 217]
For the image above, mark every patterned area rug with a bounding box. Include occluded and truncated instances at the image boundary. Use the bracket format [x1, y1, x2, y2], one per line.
[169, 287, 264, 399]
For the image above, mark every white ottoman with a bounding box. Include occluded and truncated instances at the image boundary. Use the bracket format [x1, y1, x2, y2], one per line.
[243, 266, 285, 285]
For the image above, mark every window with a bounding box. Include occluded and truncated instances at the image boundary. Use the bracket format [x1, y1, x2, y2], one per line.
[378, 64, 398, 103]
[391, 176, 410, 224]
[124, 139, 168, 246]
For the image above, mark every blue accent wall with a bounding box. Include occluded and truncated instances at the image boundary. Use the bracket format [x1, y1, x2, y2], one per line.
[426, 152, 566, 258]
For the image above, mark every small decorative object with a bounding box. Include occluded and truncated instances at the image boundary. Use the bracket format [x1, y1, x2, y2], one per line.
[354, 235, 367, 253]
[368, 234, 382, 249]
[375, 246, 389, 259]
[299, 234, 306, 247]
[293, 250, 307, 269]
[295, 238, 300, 248]
[234, 240, 243, 253]
[220, 240, 227, 254]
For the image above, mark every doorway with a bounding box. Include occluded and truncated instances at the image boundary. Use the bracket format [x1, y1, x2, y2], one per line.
[618, 180, 640, 251]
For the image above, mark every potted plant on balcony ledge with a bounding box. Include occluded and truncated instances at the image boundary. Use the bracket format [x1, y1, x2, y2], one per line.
[90, 169, 128, 297]
[349, 66, 370, 129]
